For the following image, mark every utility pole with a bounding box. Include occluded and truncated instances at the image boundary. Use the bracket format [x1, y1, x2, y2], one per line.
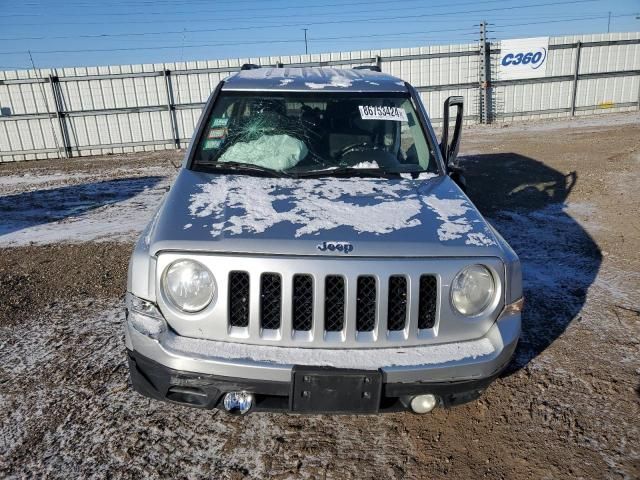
[607, 11, 611, 33]
[479, 20, 492, 124]
[303, 28, 308, 55]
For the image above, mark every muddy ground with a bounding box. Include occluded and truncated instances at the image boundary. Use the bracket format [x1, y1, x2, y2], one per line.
[1, 112, 639, 479]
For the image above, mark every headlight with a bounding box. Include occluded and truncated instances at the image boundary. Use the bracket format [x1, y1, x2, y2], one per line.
[162, 259, 216, 313]
[451, 265, 495, 316]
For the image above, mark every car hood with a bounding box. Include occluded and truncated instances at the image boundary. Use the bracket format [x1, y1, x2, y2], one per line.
[146, 169, 503, 258]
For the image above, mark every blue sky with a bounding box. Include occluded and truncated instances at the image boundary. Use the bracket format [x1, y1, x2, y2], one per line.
[0, 0, 638, 70]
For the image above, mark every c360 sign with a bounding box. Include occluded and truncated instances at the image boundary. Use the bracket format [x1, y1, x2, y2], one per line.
[501, 49, 546, 68]
[498, 37, 549, 80]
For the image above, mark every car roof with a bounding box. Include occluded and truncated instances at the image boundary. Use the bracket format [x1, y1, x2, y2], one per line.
[222, 67, 408, 93]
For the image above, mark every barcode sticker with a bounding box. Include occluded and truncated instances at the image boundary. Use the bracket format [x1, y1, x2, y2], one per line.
[358, 105, 408, 122]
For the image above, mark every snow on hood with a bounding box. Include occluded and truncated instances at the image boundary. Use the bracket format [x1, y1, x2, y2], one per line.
[149, 170, 500, 256]
[188, 175, 422, 237]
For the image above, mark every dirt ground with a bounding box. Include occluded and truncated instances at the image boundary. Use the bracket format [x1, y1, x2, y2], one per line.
[1, 112, 639, 479]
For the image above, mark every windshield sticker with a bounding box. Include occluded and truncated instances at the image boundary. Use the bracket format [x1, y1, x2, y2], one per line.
[207, 127, 227, 139]
[358, 105, 408, 122]
[203, 139, 224, 150]
[210, 117, 229, 127]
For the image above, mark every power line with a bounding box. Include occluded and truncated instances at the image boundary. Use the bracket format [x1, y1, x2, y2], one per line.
[0, 0, 512, 32]
[492, 12, 638, 28]
[0, 27, 479, 56]
[0, 0, 496, 17]
[1, 0, 601, 27]
[1, 10, 631, 59]
[5, 0, 316, 8]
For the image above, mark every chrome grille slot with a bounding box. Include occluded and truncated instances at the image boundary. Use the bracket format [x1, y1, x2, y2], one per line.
[387, 275, 408, 331]
[228, 271, 250, 327]
[356, 276, 377, 332]
[418, 275, 437, 329]
[260, 273, 282, 330]
[292, 274, 313, 331]
[324, 275, 345, 332]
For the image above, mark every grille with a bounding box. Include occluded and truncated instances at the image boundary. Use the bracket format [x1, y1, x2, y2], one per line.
[356, 276, 377, 332]
[292, 274, 313, 331]
[228, 271, 250, 327]
[224, 268, 440, 341]
[324, 275, 345, 332]
[260, 273, 282, 329]
[387, 275, 408, 331]
[418, 275, 437, 329]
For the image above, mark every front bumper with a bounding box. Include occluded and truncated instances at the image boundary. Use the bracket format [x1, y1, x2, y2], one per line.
[125, 308, 520, 413]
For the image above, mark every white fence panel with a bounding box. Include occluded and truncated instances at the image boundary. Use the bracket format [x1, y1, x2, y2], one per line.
[0, 31, 638, 161]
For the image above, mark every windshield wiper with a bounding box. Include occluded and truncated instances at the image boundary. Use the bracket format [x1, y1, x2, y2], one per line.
[296, 167, 401, 179]
[195, 161, 290, 178]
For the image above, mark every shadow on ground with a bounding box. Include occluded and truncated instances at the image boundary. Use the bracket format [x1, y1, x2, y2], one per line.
[459, 153, 602, 373]
[0, 176, 163, 236]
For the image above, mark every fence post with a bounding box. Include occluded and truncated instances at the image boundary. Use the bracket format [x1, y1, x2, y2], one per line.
[479, 21, 492, 123]
[48, 74, 72, 158]
[375, 55, 382, 71]
[570, 41, 582, 116]
[637, 71, 640, 111]
[163, 69, 180, 149]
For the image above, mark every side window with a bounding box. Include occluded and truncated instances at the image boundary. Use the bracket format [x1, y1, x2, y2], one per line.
[399, 99, 431, 169]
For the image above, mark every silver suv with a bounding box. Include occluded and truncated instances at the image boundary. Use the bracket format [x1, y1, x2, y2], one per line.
[125, 66, 522, 415]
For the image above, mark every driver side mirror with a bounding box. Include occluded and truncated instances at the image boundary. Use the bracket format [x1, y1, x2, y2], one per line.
[440, 96, 464, 167]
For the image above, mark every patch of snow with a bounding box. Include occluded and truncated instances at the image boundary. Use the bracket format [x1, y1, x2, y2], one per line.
[422, 195, 472, 241]
[305, 75, 353, 89]
[187, 175, 497, 244]
[422, 194, 497, 246]
[188, 176, 424, 238]
[352, 161, 379, 169]
[400, 172, 438, 180]
[465, 232, 495, 246]
[0, 172, 92, 190]
[165, 333, 496, 369]
[0, 175, 171, 247]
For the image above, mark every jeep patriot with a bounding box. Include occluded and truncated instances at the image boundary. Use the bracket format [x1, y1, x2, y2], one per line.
[125, 66, 522, 414]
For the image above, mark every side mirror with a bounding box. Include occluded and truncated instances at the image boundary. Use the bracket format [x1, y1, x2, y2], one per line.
[440, 96, 464, 166]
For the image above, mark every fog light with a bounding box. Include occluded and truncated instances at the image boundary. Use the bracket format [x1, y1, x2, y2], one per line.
[411, 394, 438, 414]
[223, 391, 254, 415]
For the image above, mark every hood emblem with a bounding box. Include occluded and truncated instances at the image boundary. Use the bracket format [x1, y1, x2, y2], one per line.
[317, 241, 354, 254]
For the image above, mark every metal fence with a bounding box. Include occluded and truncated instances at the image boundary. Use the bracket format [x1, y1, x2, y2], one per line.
[0, 31, 638, 162]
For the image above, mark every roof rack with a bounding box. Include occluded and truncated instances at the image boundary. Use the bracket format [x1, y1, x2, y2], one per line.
[353, 65, 381, 72]
[240, 63, 262, 71]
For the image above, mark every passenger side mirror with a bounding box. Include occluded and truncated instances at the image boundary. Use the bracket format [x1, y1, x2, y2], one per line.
[440, 96, 464, 166]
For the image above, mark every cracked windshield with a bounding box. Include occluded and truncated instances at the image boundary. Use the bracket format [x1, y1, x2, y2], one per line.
[192, 93, 439, 177]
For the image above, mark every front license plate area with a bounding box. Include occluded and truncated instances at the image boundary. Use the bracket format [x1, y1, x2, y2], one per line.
[291, 366, 382, 413]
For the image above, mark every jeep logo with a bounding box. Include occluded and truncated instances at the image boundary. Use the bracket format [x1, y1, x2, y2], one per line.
[317, 241, 354, 254]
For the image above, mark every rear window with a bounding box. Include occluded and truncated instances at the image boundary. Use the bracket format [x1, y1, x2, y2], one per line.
[191, 91, 439, 176]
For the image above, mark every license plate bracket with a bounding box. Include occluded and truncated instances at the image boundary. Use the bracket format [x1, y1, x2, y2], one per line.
[290, 366, 382, 413]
